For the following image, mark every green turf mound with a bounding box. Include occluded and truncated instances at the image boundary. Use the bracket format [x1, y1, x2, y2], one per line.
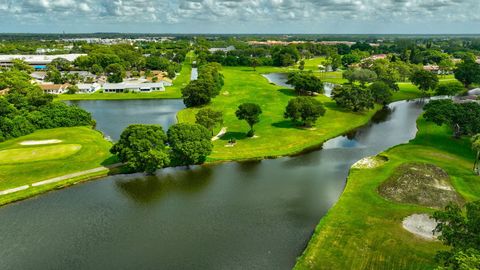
[0, 144, 82, 165]
[378, 163, 464, 208]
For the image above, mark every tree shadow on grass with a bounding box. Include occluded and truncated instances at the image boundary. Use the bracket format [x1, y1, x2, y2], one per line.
[219, 131, 248, 141]
[278, 88, 296, 97]
[271, 120, 303, 129]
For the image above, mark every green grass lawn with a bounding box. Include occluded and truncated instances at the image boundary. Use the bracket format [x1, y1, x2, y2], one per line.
[0, 127, 116, 204]
[0, 144, 81, 164]
[177, 66, 426, 162]
[294, 118, 480, 270]
[57, 51, 195, 101]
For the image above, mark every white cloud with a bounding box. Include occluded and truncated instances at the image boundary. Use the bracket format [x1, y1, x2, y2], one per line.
[0, 0, 479, 32]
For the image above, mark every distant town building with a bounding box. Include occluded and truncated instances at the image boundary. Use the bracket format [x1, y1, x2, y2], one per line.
[0, 54, 86, 70]
[208, 46, 236, 53]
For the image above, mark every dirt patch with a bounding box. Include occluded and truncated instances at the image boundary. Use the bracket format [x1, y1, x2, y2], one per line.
[20, 139, 62, 146]
[378, 163, 464, 208]
[402, 213, 439, 240]
[352, 155, 388, 169]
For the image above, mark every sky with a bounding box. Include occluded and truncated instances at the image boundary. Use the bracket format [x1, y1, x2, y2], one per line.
[0, 0, 480, 34]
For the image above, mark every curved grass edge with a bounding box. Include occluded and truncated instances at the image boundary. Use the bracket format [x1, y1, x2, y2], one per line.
[293, 117, 479, 270]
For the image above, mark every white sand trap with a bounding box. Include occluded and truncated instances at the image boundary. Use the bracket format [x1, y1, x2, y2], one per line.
[352, 156, 386, 169]
[20, 139, 63, 146]
[402, 214, 439, 240]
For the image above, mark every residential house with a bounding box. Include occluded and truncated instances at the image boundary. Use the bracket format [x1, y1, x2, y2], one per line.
[77, 83, 101, 94]
[40, 84, 70, 94]
[102, 82, 170, 93]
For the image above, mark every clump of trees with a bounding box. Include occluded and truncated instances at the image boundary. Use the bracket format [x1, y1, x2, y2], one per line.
[284, 97, 325, 127]
[410, 69, 439, 96]
[287, 72, 324, 95]
[0, 69, 94, 142]
[368, 81, 393, 106]
[111, 123, 213, 174]
[435, 81, 465, 96]
[454, 58, 480, 88]
[181, 63, 224, 107]
[332, 84, 375, 112]
[110, 125, 170, 174]
[236, 103, 262, 137]
[432, 201, 480, 269]
[168, 123, 213, 165]
[343, 68, 377, 86]
[195, 108, 223, 135]
[423, 99, 480, 138]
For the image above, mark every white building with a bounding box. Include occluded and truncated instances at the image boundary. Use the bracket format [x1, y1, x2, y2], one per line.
[102, 82, 171, 93]
[208, 46, 236, 53]
[77, 83, 101, 93]
[0, 54, 86, 70]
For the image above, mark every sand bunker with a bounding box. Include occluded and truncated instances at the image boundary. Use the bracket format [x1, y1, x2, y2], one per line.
[20, 139, 62, 146]
[378, 163, 463, 208]
[352, 155, 388, 169]
[402, 214, 439, 240]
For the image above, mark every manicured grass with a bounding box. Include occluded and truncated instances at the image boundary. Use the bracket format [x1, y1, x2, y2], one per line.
[0, 127, 116, 204]
[0, 144, 81, 164]
[57, 51, 195, 101]
[178, 66, 393, 162]
[294, 118, 479, 270]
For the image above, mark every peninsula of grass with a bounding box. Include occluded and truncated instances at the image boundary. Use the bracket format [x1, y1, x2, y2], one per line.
[0, 127, 116, 205]
[294, 118, 480, 270]
[57, 51, 195, 101]
[177, 66, 426, 162]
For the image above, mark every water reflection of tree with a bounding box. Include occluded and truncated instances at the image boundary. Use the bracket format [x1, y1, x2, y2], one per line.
[371, 106, 394, 124]
[115, 167, 213, 204]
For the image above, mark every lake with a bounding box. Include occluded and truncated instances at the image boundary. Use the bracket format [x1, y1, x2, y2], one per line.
[66, 99, 185, 140]
[0, 99, 425, 270]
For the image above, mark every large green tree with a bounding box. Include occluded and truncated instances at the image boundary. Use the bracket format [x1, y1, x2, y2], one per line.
[423, 100, 480, 137]
[287, 72, 324, 95]
[111, 125, 170, 174]
[332, 84, 375, 112]
[435, 81, 465, 96]
[284, 97, 326, 127]
[369, 81, 393, 106]
[410, 69, 439, 96]
[181, 79, 216, 107]
[455, 59, 480, 87]
[195, 108, 223, 135]
[167, 123, 213, 165]
[343, 68, 378, 86]
[105, 63, 126, 83]
[235, 103, 262, 137]
[433, 201, 480, 269]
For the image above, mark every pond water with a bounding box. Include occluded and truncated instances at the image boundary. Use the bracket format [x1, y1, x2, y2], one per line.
[262, 72, 335, 97]
[0, 99, 425, 270]
[66, 99, 185, 141]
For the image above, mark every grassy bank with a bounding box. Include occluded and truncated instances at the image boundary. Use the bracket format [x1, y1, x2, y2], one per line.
[294, 118, 480, 269]
[177, 66, 425, 162]
[57, 51, 195, 101]
[0, 127, 116, 205]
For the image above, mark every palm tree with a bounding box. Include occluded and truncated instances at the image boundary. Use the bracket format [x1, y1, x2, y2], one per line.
[472, 134, 480, 175]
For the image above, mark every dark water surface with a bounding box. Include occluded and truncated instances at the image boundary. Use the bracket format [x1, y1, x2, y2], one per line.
[0, 99, 425, 270]
[66, 99, 185, 140]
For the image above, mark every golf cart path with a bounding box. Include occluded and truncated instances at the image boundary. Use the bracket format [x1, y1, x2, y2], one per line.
[0, 163, 122, 196]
